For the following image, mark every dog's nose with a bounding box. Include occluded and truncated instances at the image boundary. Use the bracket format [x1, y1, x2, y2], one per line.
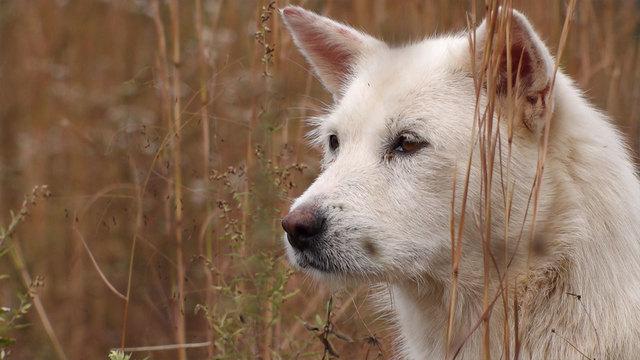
[282, 204, 324, 251]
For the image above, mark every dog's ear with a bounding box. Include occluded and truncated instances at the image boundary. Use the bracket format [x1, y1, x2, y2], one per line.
[474, 9, 555, 133]
[281, 6, 384, 98]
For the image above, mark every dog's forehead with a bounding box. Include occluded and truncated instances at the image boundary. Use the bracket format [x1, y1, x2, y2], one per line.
[328, 36, 470, 134]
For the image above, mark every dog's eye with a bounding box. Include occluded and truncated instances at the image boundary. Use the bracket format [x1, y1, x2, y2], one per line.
[392, 135, 428, 155]
[329, 134, 339, 151]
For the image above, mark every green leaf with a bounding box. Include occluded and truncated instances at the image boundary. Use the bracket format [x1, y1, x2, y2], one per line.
[0, 337, 15, 347]
[108, 350, 132, 360]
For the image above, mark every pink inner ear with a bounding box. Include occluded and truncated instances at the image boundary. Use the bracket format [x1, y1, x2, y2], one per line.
[283, 8, 361, 89]
[497, 42, 534, 93]
[281, 6, 304, 18]
[297, 28, 355, 83]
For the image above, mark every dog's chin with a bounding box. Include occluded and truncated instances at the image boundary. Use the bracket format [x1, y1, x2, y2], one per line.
[296, 262, 365, 288]
[285, 247, 382, 286]
[288, 250, 341, 274]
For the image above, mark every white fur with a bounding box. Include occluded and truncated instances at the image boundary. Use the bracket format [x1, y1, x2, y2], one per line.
[282, 7, 640, 359]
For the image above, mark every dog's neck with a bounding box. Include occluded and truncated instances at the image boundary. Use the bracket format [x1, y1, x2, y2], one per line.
[390, 201, 640, 358]
[389, 271, 515, 359]
[389, 258, 579, 359]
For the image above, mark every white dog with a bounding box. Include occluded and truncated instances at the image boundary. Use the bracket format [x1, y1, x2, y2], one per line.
[280, 6, 640, 359]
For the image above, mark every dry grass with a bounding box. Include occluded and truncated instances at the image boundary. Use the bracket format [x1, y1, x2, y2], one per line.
[0, 0, 638, 359]
[447, 1, 577, 358]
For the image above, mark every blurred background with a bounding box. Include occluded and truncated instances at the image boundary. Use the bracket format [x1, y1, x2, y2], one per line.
[0, 0, 638, 359]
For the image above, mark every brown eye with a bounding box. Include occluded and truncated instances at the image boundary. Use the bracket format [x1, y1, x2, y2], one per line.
[392, 135, 428, 155]
[329, 134, 339, 151]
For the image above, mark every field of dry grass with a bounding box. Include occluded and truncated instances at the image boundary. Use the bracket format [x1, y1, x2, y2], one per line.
[0, 0, 638, 359]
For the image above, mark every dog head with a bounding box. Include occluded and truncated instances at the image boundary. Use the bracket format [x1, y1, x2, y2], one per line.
[281, 7, 555, 284]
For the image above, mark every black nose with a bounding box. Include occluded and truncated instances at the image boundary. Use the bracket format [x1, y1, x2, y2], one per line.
[282, 204, 324, 251]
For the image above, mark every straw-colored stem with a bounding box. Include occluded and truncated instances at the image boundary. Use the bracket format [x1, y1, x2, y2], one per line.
[167, 0, 187, 358]
[194, 0, 215, 356]
[11, 243, 68, 360]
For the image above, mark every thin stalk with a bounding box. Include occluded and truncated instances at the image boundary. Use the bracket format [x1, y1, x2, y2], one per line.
[120, 150, 144, 349]
[526, 0, 577, 268]
[477, 2, 501, 358]
[120, 341, 212, 352]
[194, 0, 215, 356]
[446, 6, 484, 354]
[501, 2, 515, 357]
[168, 1, 187, 359]
[241, 3, 260, 355]
[11, 244, 68, 360]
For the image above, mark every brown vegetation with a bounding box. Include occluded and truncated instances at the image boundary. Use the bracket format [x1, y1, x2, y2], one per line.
[0, 0, 638, 359]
